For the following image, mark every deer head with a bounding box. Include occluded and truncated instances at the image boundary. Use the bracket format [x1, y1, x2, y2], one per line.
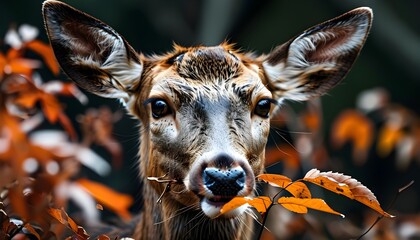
[42, 0, 372, 238]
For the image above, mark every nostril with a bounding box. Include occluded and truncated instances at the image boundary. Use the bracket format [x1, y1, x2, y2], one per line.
[202, 167, 246, 196]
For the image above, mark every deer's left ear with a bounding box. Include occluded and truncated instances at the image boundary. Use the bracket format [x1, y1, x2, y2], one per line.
[42, 0, 142, 102]
[263, 7, 372, 102]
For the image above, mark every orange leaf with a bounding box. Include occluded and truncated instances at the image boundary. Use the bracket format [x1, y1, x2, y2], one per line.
[331, 110, 374, 164]
[0, 53, 6, 78]
[40, 94, 61, 123]
[15, 92, 40, 108]
[66, 213, 79, 234]
[12, 79, 64, 124]
[257, 174, 311, 198]
[278, 197, 344, 217]
[302, 111, 320, 132]
[25, 40, 60, 75]
[248, 196, 272, 213]
[47, 208, 66, 225]
[304, 169, 394, 218]
[257, 174, 292, 188]
[220, 196, 272, 215]
[24, 223, 41, 240]
[76, 179, 133, 220]
[219, 197, 249, 215]
[97, 235, 111, 240]
[6, 48, 21, 59]
[8, 187, 28, 221]
[8, 58, 41, 76]
[377, 124, 404, 157]
[58, 112, 77, 141]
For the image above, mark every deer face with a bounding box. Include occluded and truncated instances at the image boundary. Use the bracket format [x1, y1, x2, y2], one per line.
[42, 0, 372, 219]
[135, 45, 273, 217]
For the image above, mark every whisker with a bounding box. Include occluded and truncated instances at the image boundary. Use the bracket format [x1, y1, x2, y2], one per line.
[245, 208, 261, 226]
[247, 209, 271, 235]
[153, 204, 198, 225]
[238, 211, 254, 236]
[270, 127, 312, 135]
[272, 129, 299, 153]
[269, 134, 288, 155]
[184, 212, 206, 236]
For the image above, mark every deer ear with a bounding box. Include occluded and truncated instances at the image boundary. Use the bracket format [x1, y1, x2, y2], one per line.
[263, 7, 372, 102]
[42, 0, 142, 102]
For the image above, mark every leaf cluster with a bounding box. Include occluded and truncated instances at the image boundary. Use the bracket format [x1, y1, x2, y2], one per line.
[0, 24, 133, 239]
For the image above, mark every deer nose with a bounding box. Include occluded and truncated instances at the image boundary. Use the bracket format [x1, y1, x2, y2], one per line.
[202, 167, 246, 196]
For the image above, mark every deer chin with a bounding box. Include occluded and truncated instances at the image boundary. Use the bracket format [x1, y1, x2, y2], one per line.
[201, 196, 248, 219]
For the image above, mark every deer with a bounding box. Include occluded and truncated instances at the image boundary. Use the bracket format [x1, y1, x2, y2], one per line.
[42, 1, 372, 239]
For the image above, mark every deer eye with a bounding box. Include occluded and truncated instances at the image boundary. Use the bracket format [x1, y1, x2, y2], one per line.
[254, 99, 272, 118]
[150, 99, 171, 119]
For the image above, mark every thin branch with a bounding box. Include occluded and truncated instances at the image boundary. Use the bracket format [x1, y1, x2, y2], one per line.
[355, 180, 414, 240]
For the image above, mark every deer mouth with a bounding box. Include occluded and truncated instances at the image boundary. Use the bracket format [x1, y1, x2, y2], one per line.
[185, 153, 256, 218]
[209, 196, 234, 203]
[201, 196, 248, 219]
[206, 196, 234, 207]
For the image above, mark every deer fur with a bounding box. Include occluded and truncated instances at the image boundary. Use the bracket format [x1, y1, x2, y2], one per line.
[42, 1, 372, 239]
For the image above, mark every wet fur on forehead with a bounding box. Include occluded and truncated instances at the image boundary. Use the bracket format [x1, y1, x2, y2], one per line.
[161, 43, 243, 82]
[141, 43, 265, 106]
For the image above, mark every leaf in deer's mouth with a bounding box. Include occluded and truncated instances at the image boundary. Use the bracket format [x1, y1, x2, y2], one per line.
[201, 197, 228, 218]
[202, 196, 249, 219]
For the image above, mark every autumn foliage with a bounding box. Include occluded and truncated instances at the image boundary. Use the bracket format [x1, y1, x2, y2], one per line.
[0, 25, 133, 239]
[147, 170, 391, 224]
[218, 170, 394, 239]
[0, 24, 418, 239]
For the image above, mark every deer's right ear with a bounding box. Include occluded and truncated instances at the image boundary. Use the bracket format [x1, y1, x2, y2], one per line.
[42, 0, 142, 101]
[262, 7, 372, 103]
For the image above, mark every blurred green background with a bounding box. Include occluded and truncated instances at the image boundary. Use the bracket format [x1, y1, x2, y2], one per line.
[1, 0, 419, 236]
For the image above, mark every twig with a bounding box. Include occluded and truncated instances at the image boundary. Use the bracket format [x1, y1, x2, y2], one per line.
[147, 173, 180, 204]
[156, 183, 171, 204]
[257, 203, 274, 240]
[255, 178, 299, 239]
[355, 180, 414, 240]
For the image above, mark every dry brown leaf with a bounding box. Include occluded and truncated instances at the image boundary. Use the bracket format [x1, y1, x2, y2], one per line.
[304, 169, 394, 218]
[79, 108, 123, 168]
[24, 223, 41, 240]
[1, 207, 19, 239]
[47, 208, 66, 226]
[47, 208, 89, 239]
[97, 235, 111, 240]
